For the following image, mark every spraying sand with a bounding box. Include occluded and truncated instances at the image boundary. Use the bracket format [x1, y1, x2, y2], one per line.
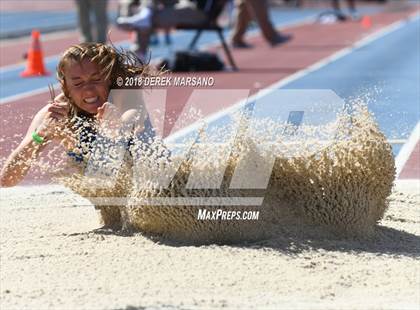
[58, 104, 395, 244]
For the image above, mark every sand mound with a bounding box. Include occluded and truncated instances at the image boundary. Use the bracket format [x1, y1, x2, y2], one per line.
[59, 104, 395, 244]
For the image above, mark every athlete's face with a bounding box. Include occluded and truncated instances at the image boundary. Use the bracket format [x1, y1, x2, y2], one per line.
[64, 59, 110, 115]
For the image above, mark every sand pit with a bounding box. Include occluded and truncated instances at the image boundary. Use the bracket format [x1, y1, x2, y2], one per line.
[58, 104, 396, 244]
[1, 102, 417, 308]
[0, 181, 419, 309]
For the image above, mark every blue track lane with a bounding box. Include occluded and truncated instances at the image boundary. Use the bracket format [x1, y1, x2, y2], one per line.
[282, 17, 420, 154]
[167, 16, 420, 158]
[0, 11, 76, 38]
[0, 11, 118, 39]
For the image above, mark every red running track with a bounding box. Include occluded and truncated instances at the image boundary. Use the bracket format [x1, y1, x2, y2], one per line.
[399, 142, 420, 180]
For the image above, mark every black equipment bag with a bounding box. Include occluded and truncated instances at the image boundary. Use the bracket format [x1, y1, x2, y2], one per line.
[161, 51, 225, 72]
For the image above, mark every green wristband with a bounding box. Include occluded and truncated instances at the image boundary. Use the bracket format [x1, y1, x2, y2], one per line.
[32, 131, 44, 145]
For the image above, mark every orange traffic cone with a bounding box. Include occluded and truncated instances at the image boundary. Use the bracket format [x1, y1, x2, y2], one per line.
[361, 16, 372, 29]
[21, 30, 50, 77]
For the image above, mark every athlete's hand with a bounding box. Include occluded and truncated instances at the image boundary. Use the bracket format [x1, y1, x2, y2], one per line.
[96, 102, 123, 138]
[36, 94, 71, 141]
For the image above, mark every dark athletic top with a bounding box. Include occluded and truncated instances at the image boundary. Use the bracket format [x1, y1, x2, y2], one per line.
[67, 114, 156, 165]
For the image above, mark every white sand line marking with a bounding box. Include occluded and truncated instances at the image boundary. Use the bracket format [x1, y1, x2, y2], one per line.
[167, 139, 407, 147]
[0, 183, 69, 193]
[394, 179, 420, 192]
[166, 14, 420, 143]
[86, 197, 264, 206]
[395, 121, 420, 178]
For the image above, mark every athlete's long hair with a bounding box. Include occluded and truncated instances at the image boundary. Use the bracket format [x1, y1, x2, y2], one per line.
[57, 42, 151, 118]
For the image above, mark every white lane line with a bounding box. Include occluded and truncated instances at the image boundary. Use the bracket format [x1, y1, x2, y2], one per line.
[388, 139, 408, 145]
[395, 121, 420, 178]
[0, 84, 60, 105]
[166, 13, 420, 143]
